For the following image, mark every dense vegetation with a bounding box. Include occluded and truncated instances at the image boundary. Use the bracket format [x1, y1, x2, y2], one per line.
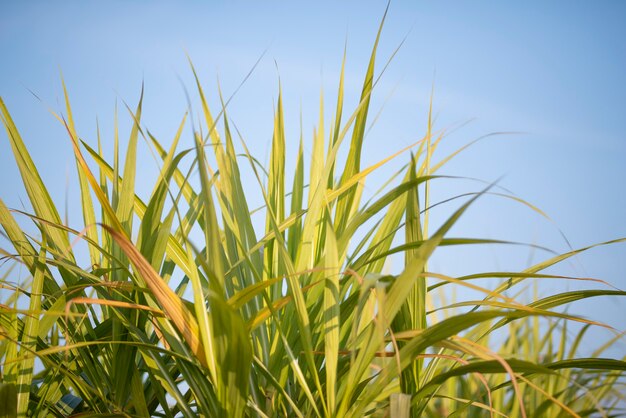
[1, 18, 625, 418]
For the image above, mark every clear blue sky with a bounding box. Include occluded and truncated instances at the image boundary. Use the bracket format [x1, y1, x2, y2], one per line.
[1, 2, 625, 350]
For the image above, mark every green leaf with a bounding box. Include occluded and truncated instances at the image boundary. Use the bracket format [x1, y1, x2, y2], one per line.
[0, 383, 17, 418]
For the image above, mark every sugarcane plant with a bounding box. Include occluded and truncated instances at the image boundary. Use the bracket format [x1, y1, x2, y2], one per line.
[1, 13, 625, 418]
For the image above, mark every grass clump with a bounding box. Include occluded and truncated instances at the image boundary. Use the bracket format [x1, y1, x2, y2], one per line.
[1, 18, 625, 418]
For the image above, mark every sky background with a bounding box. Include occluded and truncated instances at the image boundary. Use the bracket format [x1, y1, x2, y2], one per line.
[1, 1, 625, 353]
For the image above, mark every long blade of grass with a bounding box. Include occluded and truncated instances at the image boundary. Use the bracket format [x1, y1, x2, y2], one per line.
[334, 5, 387, 235]
[0, 98, 76, 268]
[61, 81, 100, 267]
[15, 241, 47, 416]
[102, 224, 205, 367]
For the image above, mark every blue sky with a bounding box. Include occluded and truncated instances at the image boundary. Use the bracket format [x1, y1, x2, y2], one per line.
[1, 2, 625, 350]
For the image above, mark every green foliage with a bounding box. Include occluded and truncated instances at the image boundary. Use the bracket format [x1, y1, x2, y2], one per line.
[1, 21, 625, 418]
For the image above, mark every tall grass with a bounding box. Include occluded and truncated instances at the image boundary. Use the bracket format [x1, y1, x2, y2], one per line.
[1, 17, 625, 418]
